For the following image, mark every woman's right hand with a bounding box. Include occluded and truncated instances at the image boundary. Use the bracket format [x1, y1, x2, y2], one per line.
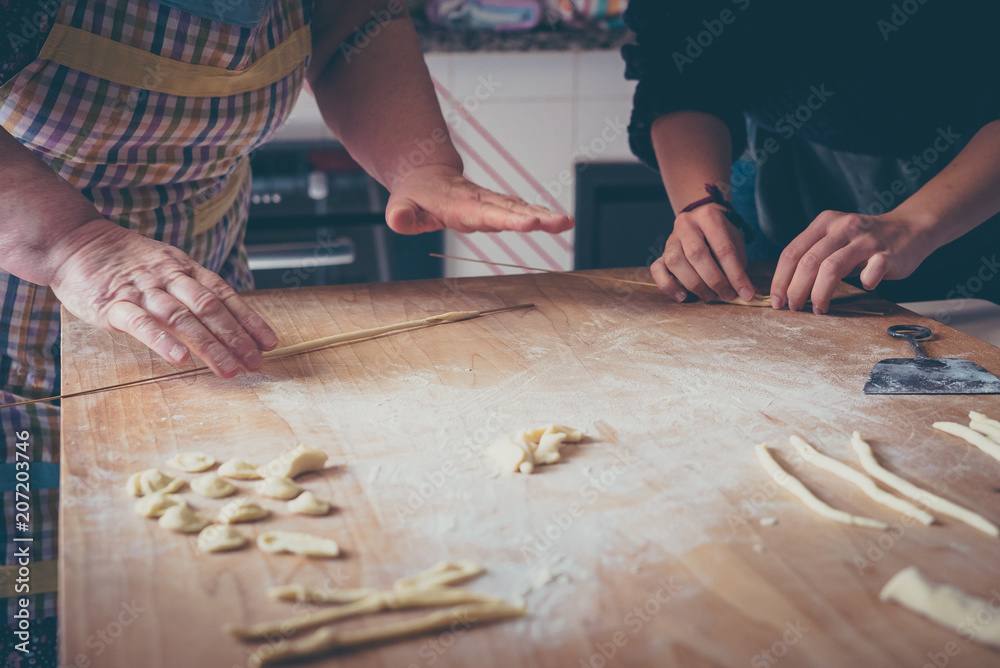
[650, 203, 756, 303]
[49, 218, 278, 377]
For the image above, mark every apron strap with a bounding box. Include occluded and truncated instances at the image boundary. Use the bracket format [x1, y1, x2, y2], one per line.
[39, 22, 310, 97]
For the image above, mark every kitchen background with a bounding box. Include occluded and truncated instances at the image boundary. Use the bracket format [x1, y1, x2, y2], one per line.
[245, 2, 671, 289]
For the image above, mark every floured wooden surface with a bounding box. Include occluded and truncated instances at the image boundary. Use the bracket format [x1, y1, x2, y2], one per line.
[60, 266, 1000, 667]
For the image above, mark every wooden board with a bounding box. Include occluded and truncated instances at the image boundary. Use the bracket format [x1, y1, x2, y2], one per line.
[59, 266, 1000, 668]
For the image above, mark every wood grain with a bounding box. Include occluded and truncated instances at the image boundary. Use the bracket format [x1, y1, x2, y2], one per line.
[59, 265, 1000, 667]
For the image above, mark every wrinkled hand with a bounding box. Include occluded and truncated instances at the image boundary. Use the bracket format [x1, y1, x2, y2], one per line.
[650, 204, 756, 302]
[770, 211, 934, 314]
[50, 219, 278, 377]
[384, 164, 573, 235]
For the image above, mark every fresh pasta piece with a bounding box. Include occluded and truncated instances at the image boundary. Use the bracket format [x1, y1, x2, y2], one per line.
[218, 498, 270, 524]
[790, 435, 933, 525]
[755, 444, 886, 530]
[880, 566, 1000, 648]
[126, 468, 185, 497]
[230, 585, 497, 642]
[488, 425, 585, 474]
[933, 422, 1000, 464]
[256, 531, 340, 558]
[969, 411, 1000, 443]
[287, 491, 330, 516]
[851, 432, 998, 537]
[197, 525, 248, 553]
[249, 602, 525, 666]
[133, 492, 183, 518]
[190, 473, 236, 498]
[263, 446, 328, 479]
[158, 503, 209, 533]
[255, 476, 301, 499]
[166, 452, 215, 472]
[218, 459, 263, 480]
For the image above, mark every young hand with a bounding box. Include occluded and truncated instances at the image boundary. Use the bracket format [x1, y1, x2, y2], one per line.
[650, 203, 755, 302]
[770, 210, 935, 314]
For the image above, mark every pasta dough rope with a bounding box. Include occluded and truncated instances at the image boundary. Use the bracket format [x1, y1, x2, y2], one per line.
[933, 421, 1000, 464]
[755, 444, 887, 530]
[968, 411, 1000, 443]
[250, 601, 525, 666]
[851, 432, 998, 537]
[880, 566, 1000, 649]
[789, 435, 934, 525]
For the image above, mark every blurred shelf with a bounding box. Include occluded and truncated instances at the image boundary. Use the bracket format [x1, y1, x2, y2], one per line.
[413, 14, 632, 52]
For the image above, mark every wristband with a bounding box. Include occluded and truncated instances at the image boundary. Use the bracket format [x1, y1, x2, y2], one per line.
[679, 184, 756, 243]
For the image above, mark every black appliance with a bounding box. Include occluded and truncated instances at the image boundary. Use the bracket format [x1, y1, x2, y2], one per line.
[245, 141, 443, 289]
[573, 162, 673, 271]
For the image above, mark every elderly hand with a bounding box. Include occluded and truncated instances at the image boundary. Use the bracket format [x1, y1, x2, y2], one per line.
[770, 210, 935, 314]
[384, 164, 574, 235]
[49, 218, 278, 377]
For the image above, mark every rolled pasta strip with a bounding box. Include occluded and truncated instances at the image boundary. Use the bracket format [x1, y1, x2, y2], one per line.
[755, 444, 887, 530]
[933, 421, 1000, 464]
[250, 602, 525, 666]
[969, 411, 1000, 443]
[790, 435, 934, 525]
[851, 432, 998, 537]
[268, 584, 377, 604]
[880, 566, 1000, 649]
[228, 587, 498, 641]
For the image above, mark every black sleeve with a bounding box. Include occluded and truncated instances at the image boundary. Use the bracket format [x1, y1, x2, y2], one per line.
[0, 0, 58, 88]
[622, 0, 750, 170]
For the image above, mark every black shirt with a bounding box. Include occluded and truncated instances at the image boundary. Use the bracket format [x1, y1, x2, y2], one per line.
[623, 0, 1000, 166]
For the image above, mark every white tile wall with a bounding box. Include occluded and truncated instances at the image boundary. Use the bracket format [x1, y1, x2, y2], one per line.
[270, 88, 333, 142]
[273, 50, 640, 277]
[452, 52, 575, 101]
[439, 50, 638, 277]
[575, 50, 635, 99]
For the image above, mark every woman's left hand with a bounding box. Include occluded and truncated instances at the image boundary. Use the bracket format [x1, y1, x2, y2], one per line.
[770, 210, 936, 314]
[384, 164, 574, 235]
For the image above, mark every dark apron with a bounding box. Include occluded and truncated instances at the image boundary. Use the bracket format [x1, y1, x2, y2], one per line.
[747, 119, 1000, 304]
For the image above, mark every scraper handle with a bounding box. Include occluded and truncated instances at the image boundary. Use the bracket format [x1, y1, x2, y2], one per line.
[886, 324, 932, 359]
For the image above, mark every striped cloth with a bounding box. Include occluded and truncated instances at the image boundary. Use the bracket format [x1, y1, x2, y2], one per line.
[0, 0, 311, 663]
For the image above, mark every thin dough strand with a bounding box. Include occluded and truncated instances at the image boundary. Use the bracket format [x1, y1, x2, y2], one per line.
[789, 435, 934, 525]
[228, 586, 499, 641]
[755, 443, 887, 530]
[969, 411, 1000, 443]
[933, 422, 1000, 464]
[851, 432, 998, 537]
[250, 601, 525, 666]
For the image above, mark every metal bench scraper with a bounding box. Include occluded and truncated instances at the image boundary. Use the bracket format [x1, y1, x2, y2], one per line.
[863, 325, 1000, 395]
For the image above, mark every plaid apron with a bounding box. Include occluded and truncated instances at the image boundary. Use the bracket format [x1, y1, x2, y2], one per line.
[0, 0, 311, 661]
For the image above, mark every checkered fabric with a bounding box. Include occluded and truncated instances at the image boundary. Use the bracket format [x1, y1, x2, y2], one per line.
[0, 0, 311, 663]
